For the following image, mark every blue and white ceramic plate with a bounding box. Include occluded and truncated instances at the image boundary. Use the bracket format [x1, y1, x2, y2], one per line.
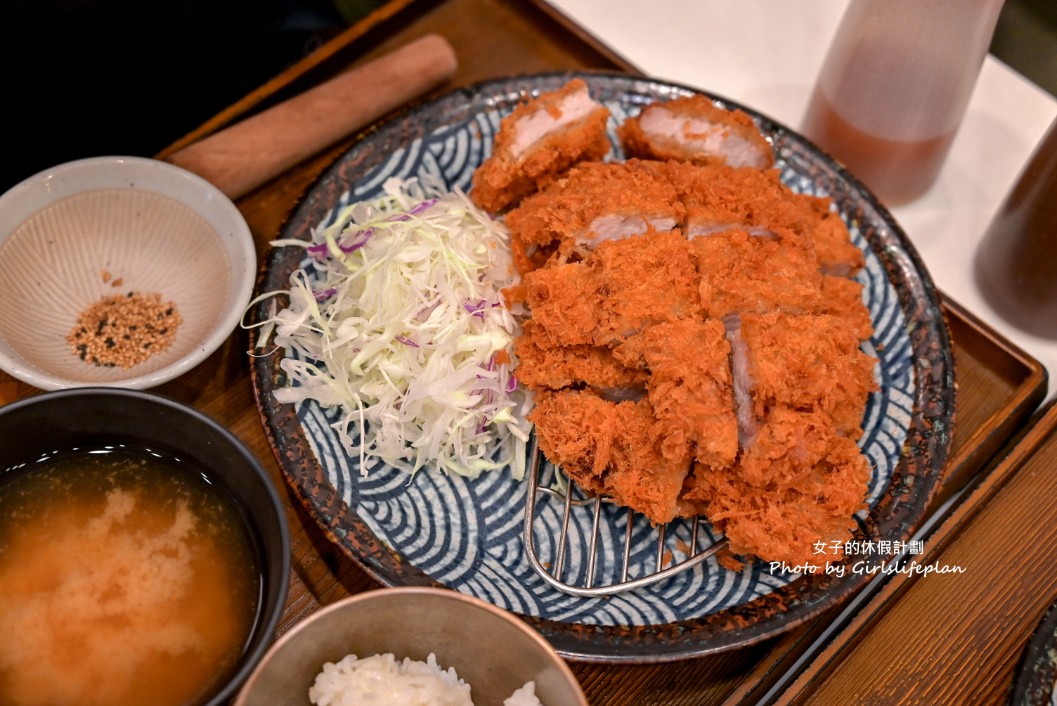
[1010, 598, 1057, 706]
[249, 72, 955, 662]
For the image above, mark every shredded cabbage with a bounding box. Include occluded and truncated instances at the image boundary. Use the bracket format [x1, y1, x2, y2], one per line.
[251, 177, 532, 479]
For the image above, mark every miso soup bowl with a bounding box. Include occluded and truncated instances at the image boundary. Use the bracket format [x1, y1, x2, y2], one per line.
[0, 388, 290, 706]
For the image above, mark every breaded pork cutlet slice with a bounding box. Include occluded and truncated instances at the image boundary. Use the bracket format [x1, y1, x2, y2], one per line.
[528, 389, 614, 497]
[470, 79, 612, 213]
[614, 319, 739, 471]
[690, 227, 825, 318]
[684, 407, 871, 566]
[793, 193, 865, 277]
[513, 321, 647, 397]
[530, 389, 692, 525]
[618, 95, 774, 169]
[737, 311, 878, 439]
[654, 161, 810, 238]
[821, 275, 873, 340]
[515, 261, 603, 348]
[504, 160, 684, 274]
[589, 230, 703, 345]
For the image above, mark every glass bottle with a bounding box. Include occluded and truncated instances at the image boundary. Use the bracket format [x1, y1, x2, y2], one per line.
[801, 0, 1006, 205]
[974, 115, 1057, 340]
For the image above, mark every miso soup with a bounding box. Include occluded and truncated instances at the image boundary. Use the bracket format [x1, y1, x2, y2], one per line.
[0, 446, 262, 706]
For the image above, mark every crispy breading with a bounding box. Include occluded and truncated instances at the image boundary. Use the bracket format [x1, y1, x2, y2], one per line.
[615, 319, 739, 470]
[517, 229, 705, 349]
[618, 95, 775, 169]
[821, 275, 874, 340]
[504, 160, 685, 273]
[514, 321, 647, 392]
[686, 407, 871, 566]
[470, 79, 612, 213]
[739, 311, 878, 438]
[794, 193, 865, 276]
[529, 390, 691, 525]
[528, 389, 616, 496]
[690, 227, 825, 318]
[519, 262, 602, 347]
[653, 161, 810, 237]
[590, 230, 703, 344]
[604, 397, 694, 526]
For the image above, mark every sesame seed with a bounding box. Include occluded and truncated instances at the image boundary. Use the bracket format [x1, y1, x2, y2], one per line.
[67, 291, 182, 369]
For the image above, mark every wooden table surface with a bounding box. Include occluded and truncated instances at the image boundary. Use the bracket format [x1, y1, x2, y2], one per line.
[4, 0, 1055, 704]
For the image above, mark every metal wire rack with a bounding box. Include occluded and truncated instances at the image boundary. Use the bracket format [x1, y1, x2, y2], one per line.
[522, 435, 729, 597]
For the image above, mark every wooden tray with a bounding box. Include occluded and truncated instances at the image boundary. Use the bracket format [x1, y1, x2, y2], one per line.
[105, 0, 1048, 702]
[769, 397, 1057, 705]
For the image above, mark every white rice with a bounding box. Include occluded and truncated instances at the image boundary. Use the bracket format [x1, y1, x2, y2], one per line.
[503, 680, 544, 706]
[308, 652, 544, 706]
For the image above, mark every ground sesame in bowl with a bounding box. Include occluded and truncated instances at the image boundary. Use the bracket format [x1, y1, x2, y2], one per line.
[67, 289, 183, 370]
[0, 156, 256, 390]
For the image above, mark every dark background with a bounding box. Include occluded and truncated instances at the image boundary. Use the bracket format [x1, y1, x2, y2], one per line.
[0, 0, 1053, 194]
[0, 0, 381, 191]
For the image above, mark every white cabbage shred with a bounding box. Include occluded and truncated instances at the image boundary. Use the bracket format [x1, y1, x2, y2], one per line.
[253, 177, 532, 479]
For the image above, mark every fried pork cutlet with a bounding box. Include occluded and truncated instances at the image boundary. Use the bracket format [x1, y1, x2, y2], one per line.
[518, 261, 602, 348]
[530, 390, 691, 525]
[821, 275, 873, 340]
[615, 319, 739, 471]
[497, 97, 882, 567]
[685, 407, 871, 566]
[590, 230, 703, 345]
[514, 230, 703, 348]
[794, 193, 865, 277]
[655, 161, 810, 238]
[504, 160, 684, 274]
[514, 321, 647, 395]
[618, 95, 775, 169]
[736, 311, 878, 439]
[470, 79, 612, 214]
[690, 227, 824, 318]
[659, 161, 866, 283]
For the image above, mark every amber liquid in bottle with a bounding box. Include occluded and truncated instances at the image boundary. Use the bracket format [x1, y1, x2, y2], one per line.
[974, 118, 1057, 339]
[801, 0, 1004, 206]
[801, 88, 958, 205]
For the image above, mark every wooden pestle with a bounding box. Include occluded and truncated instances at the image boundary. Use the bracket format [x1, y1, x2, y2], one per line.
[168, 34, 458, 199]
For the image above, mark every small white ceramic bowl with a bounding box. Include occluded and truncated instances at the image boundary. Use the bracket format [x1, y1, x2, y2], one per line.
[0, 156, 255, 390]
[234, 587, 589, 706]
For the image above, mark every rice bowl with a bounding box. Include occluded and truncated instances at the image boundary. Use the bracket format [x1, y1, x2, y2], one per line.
[233, 588, 587, 706]
[308, 652, 543, 706]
